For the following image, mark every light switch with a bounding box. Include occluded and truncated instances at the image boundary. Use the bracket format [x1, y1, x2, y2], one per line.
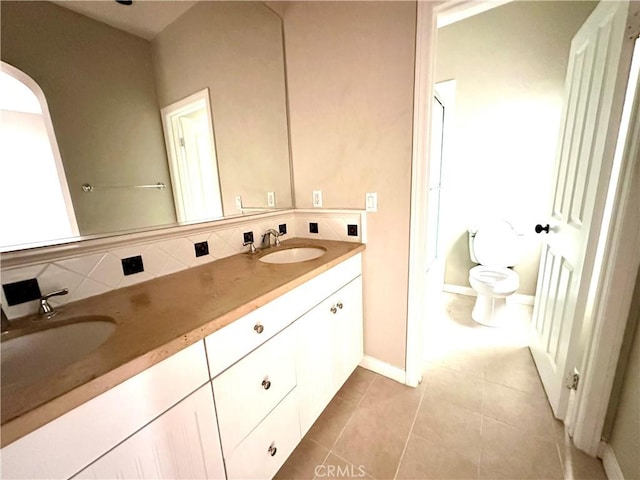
[235, 196, 243, 210]
[366, 192, 377, 212]
[267, 192, 275, 207]
[313, 190, 323, 208]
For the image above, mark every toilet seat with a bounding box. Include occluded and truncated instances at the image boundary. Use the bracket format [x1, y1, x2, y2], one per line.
[469, 265, 519, 296]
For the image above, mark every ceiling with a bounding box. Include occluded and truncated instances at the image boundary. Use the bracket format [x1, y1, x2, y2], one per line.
[51, 0, 197, 40]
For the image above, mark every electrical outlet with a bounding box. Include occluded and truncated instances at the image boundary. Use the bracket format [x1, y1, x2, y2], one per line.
[235, 196, 243, 210]
[2, 278, 41, 306]
[267, 191, 276, 207]
[347, 224, 358, 237]
[122, 255, 144, 276]
[243, 231, 254, 244]
[309, 222, 319, 234]
[194, 241, 209, 257]
[279, 224, 287, 235]
[312, 190, 323, 208]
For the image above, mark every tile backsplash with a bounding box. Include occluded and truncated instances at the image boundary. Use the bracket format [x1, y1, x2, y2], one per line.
[1, 210, 365, 319]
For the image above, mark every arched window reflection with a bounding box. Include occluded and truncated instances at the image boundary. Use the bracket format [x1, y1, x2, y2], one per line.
[0, 62, 78, 248]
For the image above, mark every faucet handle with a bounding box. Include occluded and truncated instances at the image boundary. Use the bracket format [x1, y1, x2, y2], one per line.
[41, 288, 69, 300]
[243, 240, 257, 254]
[39, 288, 69, 317]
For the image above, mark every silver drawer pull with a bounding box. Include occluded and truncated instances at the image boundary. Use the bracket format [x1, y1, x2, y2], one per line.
[262, 379, 271, 390]
[254, 323, 264, 334]
[330, 305, 338, 314]
[337, 301, 344, 310]
[268, 443, 277, 457]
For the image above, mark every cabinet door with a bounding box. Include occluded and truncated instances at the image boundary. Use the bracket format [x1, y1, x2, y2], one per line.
[295, 275, 364, 436]
[295, 294, 335, 436]
[330, 276, 364, 390]
[74, 385, 225, 480]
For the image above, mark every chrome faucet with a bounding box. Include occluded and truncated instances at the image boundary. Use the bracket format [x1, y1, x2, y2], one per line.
[38, 288, 69, 318]
[261, 229, 281, 248]
[243, 240, 258, 254]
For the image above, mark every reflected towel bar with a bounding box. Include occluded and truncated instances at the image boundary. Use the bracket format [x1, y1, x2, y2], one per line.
[82, 183, 166, 192]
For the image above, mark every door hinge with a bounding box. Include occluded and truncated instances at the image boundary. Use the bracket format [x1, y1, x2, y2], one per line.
[566, 368, 580, 390]
[179, 137, 185, 147]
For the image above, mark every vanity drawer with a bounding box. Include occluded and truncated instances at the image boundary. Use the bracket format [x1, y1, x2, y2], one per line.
[204, 252, 363, 378]
[205, 296, 296, 378]
[225, 389, 300, 480]
[213, 325, 296, 454]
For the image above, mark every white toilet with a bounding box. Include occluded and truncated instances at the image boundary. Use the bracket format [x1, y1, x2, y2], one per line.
[467, 220, 521, 327]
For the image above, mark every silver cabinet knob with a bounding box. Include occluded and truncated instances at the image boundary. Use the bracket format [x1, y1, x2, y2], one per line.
[268, 443, 277, 457]
[254, 323, 264, 334]
[330, 305, 338, 314]
[262, 379, 271, 390]
[337, 302, 343, 310]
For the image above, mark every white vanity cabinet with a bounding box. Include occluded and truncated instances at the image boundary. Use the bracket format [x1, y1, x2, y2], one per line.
[1, 252, 364, 480]
[1, 341, 211, 480]
[210, 254, 364, 479]
[73, 385, 225, 480]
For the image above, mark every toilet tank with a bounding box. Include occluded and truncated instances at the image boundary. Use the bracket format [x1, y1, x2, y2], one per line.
[468, 221, 521, 267]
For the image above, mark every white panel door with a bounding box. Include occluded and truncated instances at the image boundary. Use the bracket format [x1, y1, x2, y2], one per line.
[530, 0, 637, 419]
[74, 385, 225, 480]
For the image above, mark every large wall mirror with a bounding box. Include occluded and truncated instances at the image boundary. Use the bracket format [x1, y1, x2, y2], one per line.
[0, 0, 292, 251]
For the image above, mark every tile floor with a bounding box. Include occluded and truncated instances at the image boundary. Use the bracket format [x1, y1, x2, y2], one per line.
[276, 293, 608, 480]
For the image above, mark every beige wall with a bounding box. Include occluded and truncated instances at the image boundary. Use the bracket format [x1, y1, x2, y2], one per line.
[435, 1, 597, 295]
[152, 2, 292, 215]
[610, 292, 640, 479]
[1, 1, 176, 236]
[284, 1, 416, 368]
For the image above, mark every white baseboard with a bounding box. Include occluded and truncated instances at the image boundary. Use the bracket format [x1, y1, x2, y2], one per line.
[442, 284, 535, 306]
[359, 355, 406, 384]
[600, 442, 624, 480]
[443, 284, 476, 296]
[511, 293, 535, 306]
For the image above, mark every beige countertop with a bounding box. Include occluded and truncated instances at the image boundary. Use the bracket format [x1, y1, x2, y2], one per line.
[0, 238, 365, 447]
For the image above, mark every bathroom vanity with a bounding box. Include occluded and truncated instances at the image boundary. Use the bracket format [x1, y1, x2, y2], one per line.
[1, 240, 364, 479]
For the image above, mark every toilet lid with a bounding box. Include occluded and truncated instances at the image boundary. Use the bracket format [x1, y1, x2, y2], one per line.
[473, 220, 520, 267]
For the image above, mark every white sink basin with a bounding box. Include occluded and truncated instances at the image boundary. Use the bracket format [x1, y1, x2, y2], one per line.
[259, 246, 327, 264]
[1, 316, 116, 386]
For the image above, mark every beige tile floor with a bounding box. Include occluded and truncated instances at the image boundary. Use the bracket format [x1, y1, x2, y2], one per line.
[276, 293, 608, 480]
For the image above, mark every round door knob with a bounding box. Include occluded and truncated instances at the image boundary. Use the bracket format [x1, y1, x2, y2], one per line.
[337, 302, 344, 310]
[330, 305, 338, 314]
[254, 323, 264, 334]
[268, 444, 277, 457]
[535, 224, 550, 234]
[262, 379, 271, 390]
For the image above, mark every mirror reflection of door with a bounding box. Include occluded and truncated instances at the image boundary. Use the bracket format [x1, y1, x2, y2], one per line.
[161, 89, 223, 223]
[426, 94, 444, 271]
